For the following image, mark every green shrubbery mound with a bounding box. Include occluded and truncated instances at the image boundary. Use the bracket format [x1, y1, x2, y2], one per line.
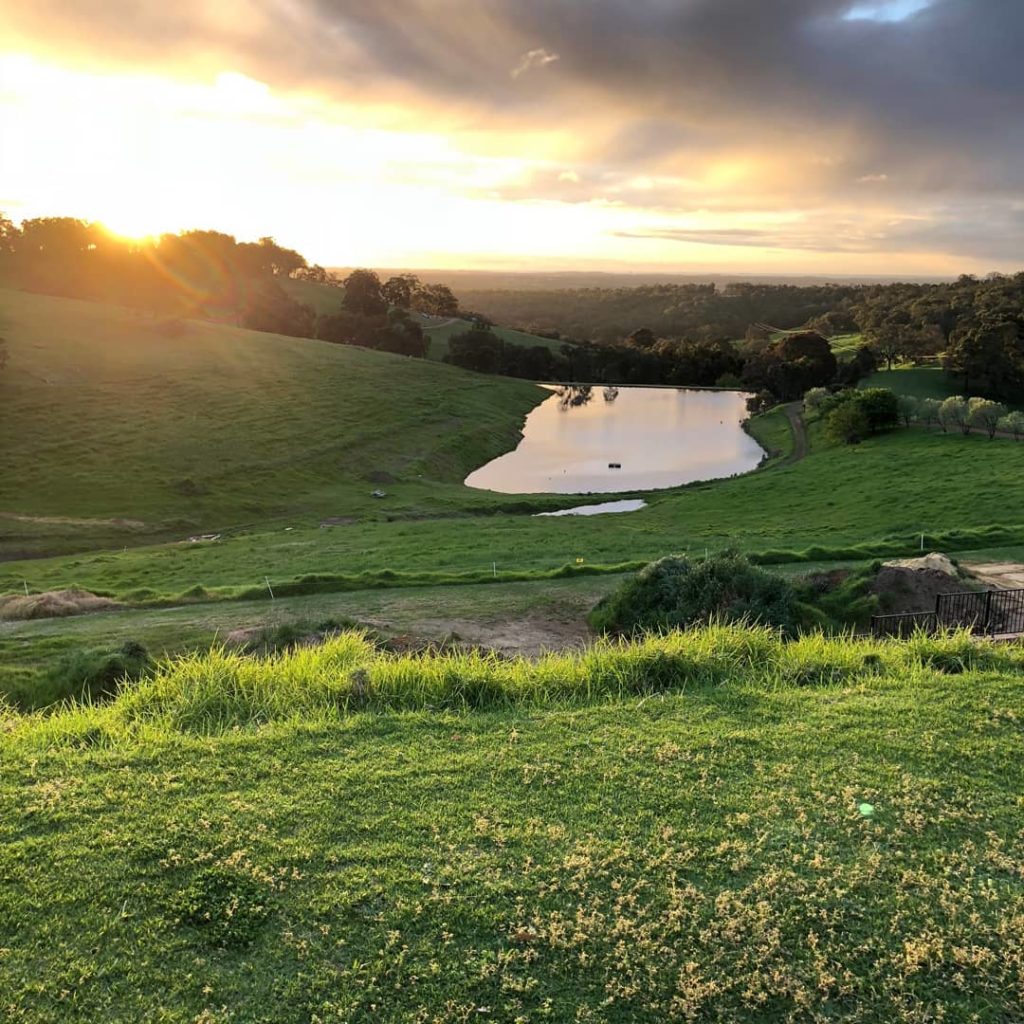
[588, 551, 802, 636]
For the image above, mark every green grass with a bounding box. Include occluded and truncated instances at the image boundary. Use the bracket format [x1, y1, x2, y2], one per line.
[860, 366, 957, 401]
[279, 278, 345, 316]
[0, 288, 548, 555]
[0, 574, 623, 709]
[417, 314, 566, 362]
[828, 332, 864, 359]
[744, 405, 794, 462]
[7, 420, 1024, 603]
[3, 626, 1024, 1021]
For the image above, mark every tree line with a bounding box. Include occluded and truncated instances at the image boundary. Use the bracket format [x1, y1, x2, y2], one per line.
[0, 213, 459, 358]
[455, 274, 1024, 403]
[445, 326, 873, 406]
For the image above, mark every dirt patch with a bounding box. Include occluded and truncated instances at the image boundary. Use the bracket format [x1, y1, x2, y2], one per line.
[0, 513, 147, 529]
[319, 516, 358, 528]
[871, 554, 969, 615]
[962, 561, 1024, 590]
[0, 588, 120, 621]
[362, 615, 591, 657]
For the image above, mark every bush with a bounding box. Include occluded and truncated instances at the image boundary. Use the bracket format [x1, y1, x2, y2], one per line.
[825, 400, 870, 444]
[588, 551, 802, 637]
[48, 640, 153, 704]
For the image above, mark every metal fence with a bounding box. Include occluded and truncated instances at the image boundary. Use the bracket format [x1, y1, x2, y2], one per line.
[936, 588, 1024, 635]
[870, 611, 937, 638]
[871, 587, 1024, 638]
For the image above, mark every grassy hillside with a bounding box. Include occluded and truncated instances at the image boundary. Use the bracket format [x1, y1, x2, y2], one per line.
[415, 314, 566, 362]
[860, 366, 958, 401]
[7, 420, 1024, 602]
[0, 289, 544, 554]
[3, 626, 1023, 1022]
[278, 279, 562, 363]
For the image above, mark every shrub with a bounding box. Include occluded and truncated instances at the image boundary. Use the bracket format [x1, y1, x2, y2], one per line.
[968, 397, 1007, 439]
[939, 395, 968, 434]
[47, 640, 153, 704]
[998, 410, 1024, 439]
[826, 400, 870, 444]
[855, 388, 900, 432]
[897, 393, 918, 427]
[588, 551, 802, 637]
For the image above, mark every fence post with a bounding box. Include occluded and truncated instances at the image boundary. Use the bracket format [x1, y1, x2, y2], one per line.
[984, 589, 994, 634]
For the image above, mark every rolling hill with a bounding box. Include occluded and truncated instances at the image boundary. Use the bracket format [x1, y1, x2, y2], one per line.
[0, 288, 544, 555]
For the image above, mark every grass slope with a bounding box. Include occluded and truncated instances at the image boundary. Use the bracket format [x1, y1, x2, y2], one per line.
[7, 420, 1024, 602]
[860, 366, 958, 401]
[0, 288, 543, 554]
[2, 627, 1023, 1021]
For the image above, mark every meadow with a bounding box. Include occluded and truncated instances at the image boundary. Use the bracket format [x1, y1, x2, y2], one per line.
[2, 626, 1023, 1022]
[0, 288, 548, 556]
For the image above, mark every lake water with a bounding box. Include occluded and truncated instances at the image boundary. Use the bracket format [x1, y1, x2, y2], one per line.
[534, 499, 648, 517]
[465, 385, 765, 494]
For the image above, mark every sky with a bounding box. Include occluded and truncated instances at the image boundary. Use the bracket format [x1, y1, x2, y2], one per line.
[1, 0, 1021, 275]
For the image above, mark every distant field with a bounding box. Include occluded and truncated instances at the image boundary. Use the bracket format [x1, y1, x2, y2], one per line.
[829, 332, 864, 359]
[278, 279, 561, 362]
[860, 366, 958, 401]
[415, 314, 565, 362]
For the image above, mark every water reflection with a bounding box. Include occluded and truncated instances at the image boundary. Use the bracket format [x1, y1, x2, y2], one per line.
[557, 385, 593, 409]
[465, 386, 765, 495]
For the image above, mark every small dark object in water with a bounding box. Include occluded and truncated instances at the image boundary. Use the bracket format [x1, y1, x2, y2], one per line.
[608, 462, 621, 469]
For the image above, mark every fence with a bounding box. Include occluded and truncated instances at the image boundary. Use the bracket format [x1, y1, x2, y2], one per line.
[871, 587, 1024, 638]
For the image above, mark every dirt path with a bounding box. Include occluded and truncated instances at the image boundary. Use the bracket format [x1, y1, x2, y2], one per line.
[784, 403, 809, 462]
[962, 561, 1024, 590]
[362, 614, 591, 658]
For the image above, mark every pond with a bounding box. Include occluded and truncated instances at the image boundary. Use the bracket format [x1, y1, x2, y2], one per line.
[465, 385, 765, 494]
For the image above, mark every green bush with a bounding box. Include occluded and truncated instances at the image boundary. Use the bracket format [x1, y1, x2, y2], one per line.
[46, 640, 153, 704]
[588, 551, 801, 636]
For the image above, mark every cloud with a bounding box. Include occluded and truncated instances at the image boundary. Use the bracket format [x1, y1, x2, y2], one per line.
[510, 47, 559, 79]
[3, 0, 1024, 267]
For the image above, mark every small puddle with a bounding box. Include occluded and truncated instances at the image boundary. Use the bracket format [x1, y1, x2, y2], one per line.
[534, 499, 647, 517]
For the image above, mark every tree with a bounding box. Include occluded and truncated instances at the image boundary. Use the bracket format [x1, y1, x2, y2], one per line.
[240, 283, 315, 337]
[627, 327, 656, 350]
[997, 411, 1024, 440]
[897, 394, 918, 428]
[381, 274, 420, 309]
[255, 236, 307, 278]
[803, 387, 829, 415]
[373, 310, 428, 358]
[342, 269, 387, 317]
[854, 388, 899, 433]
[918, 397, 942, 431]
[413, 282, 459, 318]
[939, 396, 969, 435]
[945, 318, 1024, 402]
[446, 328, 505, 374]
[826, 401, 870, 445]
[967, 397, 1007, 439]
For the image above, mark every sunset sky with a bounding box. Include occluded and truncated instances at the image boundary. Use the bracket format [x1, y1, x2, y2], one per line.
[1, 0, 1021, 274]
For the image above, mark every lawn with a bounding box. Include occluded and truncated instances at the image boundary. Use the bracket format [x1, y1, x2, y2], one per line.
[2, 627, 1023, 1022]
[860, 366, 958, 401]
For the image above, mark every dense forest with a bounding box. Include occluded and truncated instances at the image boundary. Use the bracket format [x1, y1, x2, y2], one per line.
[458, 276, 1024, 402]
